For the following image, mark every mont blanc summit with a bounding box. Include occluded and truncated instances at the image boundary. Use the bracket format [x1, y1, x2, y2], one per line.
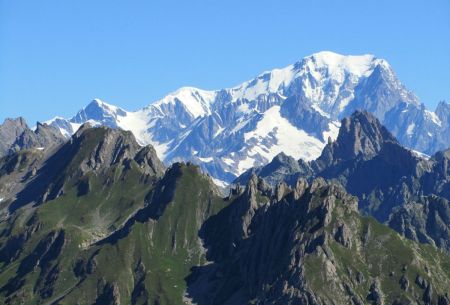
[45, 52, 449, 185]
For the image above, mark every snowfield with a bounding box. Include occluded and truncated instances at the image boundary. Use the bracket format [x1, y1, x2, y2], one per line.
[44, 51, 445, 185]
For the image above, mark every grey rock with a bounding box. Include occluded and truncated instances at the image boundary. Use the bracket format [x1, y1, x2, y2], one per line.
[356, 271, 365, 284]
[293, 178, 309, 200]
[187, 179, 373, 305]
[0, 118, 29, 156]
[367, 279, 384, 305]
[423, 283, 433, 304]
[5, 125, 165, 213]
[389, 196, 450, 251]
[234, 152, 314, 187]
[415, 275, 428, 289]
[0, 118, 65, 158]
[313, 110, 398, 172]
[12, 122, 65, 152]
[236, 110, 450, 252]
[399, 275, 409, 291]
[334, 223, 351, 247]
[438, 295, 450, 305]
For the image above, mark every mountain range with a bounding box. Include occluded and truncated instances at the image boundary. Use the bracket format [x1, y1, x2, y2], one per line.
[0, 118, 449, 304]
[17, 51, 447, 186]
[1, 51, 450, 304]
[236, 110, 450, 253]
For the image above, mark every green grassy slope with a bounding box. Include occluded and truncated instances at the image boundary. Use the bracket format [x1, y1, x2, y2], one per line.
[304, 195, 450, 304]
[0, 161, 226, 305]
[0, 126, 449, 304]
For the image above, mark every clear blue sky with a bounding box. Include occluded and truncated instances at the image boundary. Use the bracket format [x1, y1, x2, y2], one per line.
[1, 0, 449, 124]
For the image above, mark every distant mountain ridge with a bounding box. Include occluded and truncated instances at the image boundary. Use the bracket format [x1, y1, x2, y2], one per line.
[0, 118, 65, 158]
[24, 51, 450, 184]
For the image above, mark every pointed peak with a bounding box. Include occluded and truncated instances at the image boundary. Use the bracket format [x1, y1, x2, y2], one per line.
[2, 117, 28, 128]
[35, 121, 49, 132]
[436, 100, 450, 115]
[368, 59, 396, 76]
[437, 99, 449, 106]
[273, 151, 290, 161]
[314, 111, 399, 169]
[341, 110, 399, 147]
[69, 99, 127, 128]
[246, 174, 270, 196]
[78, 98, 127, 117]
[151, 87, 216, 119]
[345, 110, 389, 128]
[84, 98, 105, 108]
[293, 178, 308, 200]
[87, 98, 122, 112]
[74, 122, 95, 137]
[270, 152, 299, 168]
[348, 109, 377, 120]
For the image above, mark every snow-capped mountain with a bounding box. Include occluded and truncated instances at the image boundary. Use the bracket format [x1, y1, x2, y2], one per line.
[46, 51, 449, 185]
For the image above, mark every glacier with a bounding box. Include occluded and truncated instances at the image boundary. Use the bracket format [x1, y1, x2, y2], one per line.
[45, 51, 450, 184]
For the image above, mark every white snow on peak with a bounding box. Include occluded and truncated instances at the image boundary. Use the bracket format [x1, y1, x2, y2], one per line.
[151, 87, 217, 119]
[425, 110, 442, 127]
[92, 98, 107, 106]
[42, 51, 407, 184]
[229, 65, 296, 101]
[138, 52, 387, 122]
[297, 52, 387, 114]
[224, 51, 383, 114]
[90, 98, 125, 115]
[306, 51, 377, 77]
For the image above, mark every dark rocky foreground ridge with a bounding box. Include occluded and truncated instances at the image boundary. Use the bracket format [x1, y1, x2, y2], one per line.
[0, 122, 449, 304]
[236, 111, 450, 253]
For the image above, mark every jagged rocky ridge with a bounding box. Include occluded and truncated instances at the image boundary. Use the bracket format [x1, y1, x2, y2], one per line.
[0, 124, 449, 304]
[236, 110, 450, 252]
[188, 176, 450, 305]
[0, 118, 67, 215]
[36, 51, 450, 185]
[0, 124, 224, 304]
[0, 118, 65, 157]
[0, 123, 164, 218]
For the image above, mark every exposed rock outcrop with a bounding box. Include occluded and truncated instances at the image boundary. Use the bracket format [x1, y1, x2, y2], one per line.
[235, 110, 450, 252]
[0, 118, 65, 157]
[186, 178, 449, 304]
